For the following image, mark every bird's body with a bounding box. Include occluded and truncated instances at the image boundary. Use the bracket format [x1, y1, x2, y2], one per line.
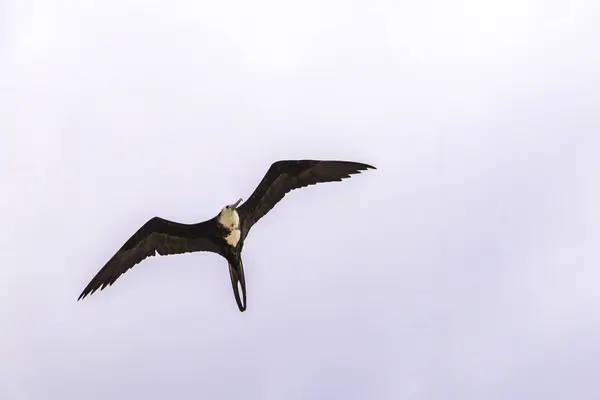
[219, 207, 241, 247]
[78, 159, 375, 311]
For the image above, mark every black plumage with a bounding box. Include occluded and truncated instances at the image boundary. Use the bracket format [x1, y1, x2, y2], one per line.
[78, 159, 375, 311]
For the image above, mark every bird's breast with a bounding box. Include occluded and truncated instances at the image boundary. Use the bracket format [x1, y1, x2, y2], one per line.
[225, 229, 241, 247]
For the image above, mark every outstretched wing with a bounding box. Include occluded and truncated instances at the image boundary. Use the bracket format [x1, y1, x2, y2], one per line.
[78, 216, 223, 300]
[237, 159, 375, 237]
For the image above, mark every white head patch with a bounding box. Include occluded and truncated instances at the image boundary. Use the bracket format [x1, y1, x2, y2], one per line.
[218, 207, 241, 246]
[218, 207, 240, 230]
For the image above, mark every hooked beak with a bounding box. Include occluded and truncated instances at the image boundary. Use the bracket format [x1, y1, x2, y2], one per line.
[231, 198, 243, 209]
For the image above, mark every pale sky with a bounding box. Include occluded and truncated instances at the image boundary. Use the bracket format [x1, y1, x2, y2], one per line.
[2, 0, 600, 399]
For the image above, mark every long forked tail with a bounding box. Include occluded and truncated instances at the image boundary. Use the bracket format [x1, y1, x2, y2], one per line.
[228, 258, 247, 312]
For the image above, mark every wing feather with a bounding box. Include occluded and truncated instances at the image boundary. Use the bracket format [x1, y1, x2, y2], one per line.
[78, 216, 223, 300]
[237, 159, 375, 236]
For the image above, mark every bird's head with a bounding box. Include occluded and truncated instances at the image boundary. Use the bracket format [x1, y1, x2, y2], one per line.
[223, 198, 242, 212]
[218, 198, 242, 229]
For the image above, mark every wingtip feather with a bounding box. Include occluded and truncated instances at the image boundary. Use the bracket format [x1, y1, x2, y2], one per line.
[361, 162, 376, 170]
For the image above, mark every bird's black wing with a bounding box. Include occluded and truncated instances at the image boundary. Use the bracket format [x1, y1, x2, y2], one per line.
[237, 159, 375, 237]
[78, 216, 223, 300]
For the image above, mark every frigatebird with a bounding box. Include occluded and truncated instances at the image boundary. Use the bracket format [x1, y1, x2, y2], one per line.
[77, 159, 375, 311]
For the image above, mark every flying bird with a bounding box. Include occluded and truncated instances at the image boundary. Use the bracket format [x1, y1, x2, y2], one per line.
[78, 159, 375, 311]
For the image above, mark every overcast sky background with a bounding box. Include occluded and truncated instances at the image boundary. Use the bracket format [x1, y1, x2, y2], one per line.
[2, 0, 600, 399]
